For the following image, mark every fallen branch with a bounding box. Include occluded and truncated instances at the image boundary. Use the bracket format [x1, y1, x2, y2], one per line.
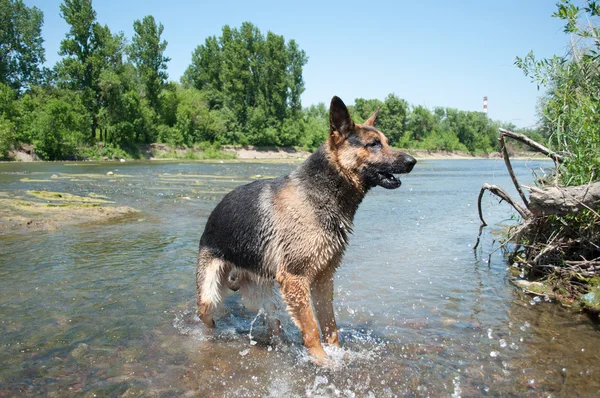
[527, 181, 600, 216]
[499, 133, 530, 208]
[498, 128, 564, 164]
[477, 183, 531, 226]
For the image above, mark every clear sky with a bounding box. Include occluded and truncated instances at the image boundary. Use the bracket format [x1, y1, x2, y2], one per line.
[24, 0, 569, 128]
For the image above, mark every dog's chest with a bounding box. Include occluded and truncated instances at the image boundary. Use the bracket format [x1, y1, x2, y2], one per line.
[269, 183, 353, 274]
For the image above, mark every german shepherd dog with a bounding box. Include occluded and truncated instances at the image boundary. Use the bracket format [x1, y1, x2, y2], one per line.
[196, 96, 416, 364]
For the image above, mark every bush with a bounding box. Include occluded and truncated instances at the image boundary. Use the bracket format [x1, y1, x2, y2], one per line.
[28, 97, 89, 160]
[77, 143, 130, 160]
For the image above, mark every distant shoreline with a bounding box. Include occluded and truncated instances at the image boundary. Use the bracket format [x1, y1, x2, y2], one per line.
[3, 144, 552, 162]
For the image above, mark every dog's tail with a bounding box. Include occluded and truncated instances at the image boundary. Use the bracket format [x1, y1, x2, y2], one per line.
[196, 247, 230, 328]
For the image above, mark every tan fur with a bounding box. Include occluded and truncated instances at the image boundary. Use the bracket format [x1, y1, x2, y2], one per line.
[271, 183, 347, 278]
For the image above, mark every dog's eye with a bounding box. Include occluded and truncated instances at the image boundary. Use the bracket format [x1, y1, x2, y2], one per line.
[366, 140, 382, 149]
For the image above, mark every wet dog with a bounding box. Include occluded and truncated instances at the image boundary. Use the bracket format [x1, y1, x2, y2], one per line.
[196, 96, 416, 364]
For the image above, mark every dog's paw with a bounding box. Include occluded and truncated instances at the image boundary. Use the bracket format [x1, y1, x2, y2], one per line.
[309, 354, 335, 367]
[307, 346, 334, 367]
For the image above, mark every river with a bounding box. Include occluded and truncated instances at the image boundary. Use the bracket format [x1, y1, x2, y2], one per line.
[1, 159, 598, 396]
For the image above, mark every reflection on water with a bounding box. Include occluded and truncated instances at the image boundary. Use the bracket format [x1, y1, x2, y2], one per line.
[1, 159, 599, 396]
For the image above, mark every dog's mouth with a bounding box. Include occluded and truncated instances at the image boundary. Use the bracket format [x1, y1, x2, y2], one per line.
[368, 154, 416, 190]
[376, 171, 402, 189]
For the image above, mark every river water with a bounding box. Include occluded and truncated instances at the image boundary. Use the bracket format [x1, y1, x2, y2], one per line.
[0, 159, 598, 397]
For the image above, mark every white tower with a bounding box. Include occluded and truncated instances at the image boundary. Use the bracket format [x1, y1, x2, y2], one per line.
[483, 96, 488, 115]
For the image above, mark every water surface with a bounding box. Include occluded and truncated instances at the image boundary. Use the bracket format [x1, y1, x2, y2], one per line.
[1, 159, 599, 396]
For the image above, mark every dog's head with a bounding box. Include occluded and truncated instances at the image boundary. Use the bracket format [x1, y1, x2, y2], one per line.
[328, 96, 416, 190]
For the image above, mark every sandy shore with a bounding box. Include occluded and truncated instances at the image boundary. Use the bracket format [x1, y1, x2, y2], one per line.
[0, 191, 139, 235]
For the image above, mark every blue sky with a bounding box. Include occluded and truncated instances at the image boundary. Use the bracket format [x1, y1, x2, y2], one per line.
[25, 0, 569, 128]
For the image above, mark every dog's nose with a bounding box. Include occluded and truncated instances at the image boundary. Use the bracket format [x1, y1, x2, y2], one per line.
[404, 155, 417, 173]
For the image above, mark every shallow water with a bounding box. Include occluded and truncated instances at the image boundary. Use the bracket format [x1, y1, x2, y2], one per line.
[0, 159, 598, 397]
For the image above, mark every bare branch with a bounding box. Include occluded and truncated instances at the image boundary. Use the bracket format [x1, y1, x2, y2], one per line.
[499, 133, 530, 208]
[477, 183, 531, 226]
[498, 128, 564, 163]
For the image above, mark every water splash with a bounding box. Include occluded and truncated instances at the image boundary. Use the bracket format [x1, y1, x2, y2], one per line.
[248, 307, 266, 345]
[172, 309, 207, 340]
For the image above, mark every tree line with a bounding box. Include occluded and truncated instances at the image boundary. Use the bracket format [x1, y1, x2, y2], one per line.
[0, 0, 538, 160]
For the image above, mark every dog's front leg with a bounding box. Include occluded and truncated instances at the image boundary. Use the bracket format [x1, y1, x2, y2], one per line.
[312, 269, 339, 347]
[277, 271, 327, 364]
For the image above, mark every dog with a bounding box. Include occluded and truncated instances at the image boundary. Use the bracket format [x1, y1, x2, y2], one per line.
[196, 96, 416, 364]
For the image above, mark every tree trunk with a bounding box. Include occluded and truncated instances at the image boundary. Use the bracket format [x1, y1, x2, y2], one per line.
[527, 181, 600, 216]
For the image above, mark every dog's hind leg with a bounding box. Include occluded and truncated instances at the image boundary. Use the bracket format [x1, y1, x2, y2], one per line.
[312, 269, 339, 347]
[196, 248, 231, 328]
[238, 273, 281, 338]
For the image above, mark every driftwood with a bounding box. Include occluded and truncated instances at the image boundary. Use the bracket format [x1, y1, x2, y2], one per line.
[478, 129, 598, 225]
[497, 128, 564, 164]
[527, 181, 600, 216]
[476, 128, 599, 280]
[477, 183, 530, 226]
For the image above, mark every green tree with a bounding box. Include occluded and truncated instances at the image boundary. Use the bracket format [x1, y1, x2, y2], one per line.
[439, 108, 495, 153]
[406, 105, 435, 142]
[170, 86, 234, 147]
[98, 63, 154, 147]
[300, 102, 328, 149]
[158, 81, 179, 127]
[0, 0, 45, 91]
[0, 82, 21, 157]
[19, 87, 90, 160]
[129, 15, 170, 115]
[182, 35, 223, 108]
[353, 98, 382, 123]
[378, 94, 408, 144]
[286, 39, 307, 118]
[56, 0, 124, 141]
[183, 22, 308, 145]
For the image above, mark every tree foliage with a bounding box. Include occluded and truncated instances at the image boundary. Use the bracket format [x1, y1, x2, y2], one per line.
[56, 0, 124, 140]
[129, 15, 170, 115]
[19, 87, 90, 160]
[183, 22, 308, 145]
[0, 0, 45, 92]
[515, 0, 600, 186]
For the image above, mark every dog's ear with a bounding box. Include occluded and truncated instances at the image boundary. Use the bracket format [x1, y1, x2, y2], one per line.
[329, 96, 355, 142]
[364, 107, 380, 127]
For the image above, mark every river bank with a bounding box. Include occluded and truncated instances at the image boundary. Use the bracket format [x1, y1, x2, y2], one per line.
[5, 143, 548, 162]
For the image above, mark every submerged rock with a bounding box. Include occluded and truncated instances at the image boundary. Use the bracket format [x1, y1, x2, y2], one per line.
[512, 279, 555, 299]
[71, 343, 90, 361]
